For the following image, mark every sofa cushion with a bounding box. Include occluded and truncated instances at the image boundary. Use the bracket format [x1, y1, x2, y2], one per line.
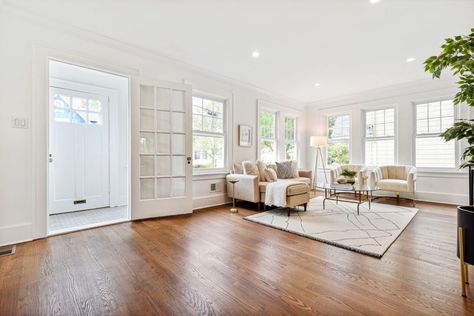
[259, 182, 309, 195]
[256, 160, 267, 180]
[286, 184, 309, 196]
[242, 161, 259, 178]
[233, 162, 243, 174]
[377, 179, 408, 192]
[276, 160, 298, 179]
[264, 168, 278, 182]
[267, 162, 278, 173]
[293, 177, 311, 185]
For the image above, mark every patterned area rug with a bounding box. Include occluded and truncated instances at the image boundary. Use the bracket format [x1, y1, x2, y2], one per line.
[244, 196, 418, 257]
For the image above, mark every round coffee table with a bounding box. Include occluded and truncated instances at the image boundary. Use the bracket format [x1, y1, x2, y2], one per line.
[315, 183, 380, 215]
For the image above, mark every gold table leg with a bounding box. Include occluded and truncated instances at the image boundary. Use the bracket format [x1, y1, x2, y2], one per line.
[459, 227, 467, 297]
[230, 182, 238, 213]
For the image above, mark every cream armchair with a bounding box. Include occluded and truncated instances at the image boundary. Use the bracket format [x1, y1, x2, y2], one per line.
[329, 164, 368, 186]
[370, 165, 416, 206]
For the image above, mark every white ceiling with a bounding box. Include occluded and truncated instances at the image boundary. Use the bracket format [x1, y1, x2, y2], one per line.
[5, 0, 474, 102]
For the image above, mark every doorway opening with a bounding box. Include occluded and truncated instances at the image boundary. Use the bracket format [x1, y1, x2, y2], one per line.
[47, 60, 130, 234]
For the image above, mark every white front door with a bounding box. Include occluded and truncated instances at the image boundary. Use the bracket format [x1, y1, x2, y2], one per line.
[131, 79, 193, 219]
[49, 87, 110, 214]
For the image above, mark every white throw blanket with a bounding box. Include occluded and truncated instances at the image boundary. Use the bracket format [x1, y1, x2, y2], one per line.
[265, 180, 302, 207]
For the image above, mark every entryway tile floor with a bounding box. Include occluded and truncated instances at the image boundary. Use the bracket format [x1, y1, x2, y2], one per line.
[48, 206, 128, 234]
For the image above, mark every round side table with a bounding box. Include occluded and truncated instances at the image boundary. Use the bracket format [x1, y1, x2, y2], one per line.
[228, 178, 240, 213]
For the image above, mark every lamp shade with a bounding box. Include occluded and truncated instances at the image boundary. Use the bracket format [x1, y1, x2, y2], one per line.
[310, 135, 327, 147]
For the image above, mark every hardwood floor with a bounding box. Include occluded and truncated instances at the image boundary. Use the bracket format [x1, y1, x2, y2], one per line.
[1, 194, 473, 315]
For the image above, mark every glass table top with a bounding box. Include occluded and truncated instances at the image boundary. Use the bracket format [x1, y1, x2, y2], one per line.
[315, 182, 380, 192]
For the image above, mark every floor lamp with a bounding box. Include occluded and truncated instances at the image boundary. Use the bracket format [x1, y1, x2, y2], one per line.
[310, 135, 328, 189]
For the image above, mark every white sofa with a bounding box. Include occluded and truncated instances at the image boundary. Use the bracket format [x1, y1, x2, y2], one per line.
[369, 165, 416, 206]
[226, 162, 312, 209]
[329, 163, 368, 185]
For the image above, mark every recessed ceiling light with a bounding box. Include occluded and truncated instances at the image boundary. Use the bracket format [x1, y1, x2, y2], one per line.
[406, 57, 416, 63]
[314, 83, 321, 87]
[251, 50, 260, 58]
[369, 0, 380, 3]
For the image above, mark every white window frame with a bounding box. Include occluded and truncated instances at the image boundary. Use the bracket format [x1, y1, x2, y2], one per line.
[258, 108, 279, 163]
[283, 115, 298, 161]
[363, 107, 396, 166]
[326, 113, 351, 165]
[413, 98, 459, 172]
[257, 100, 302, 163]
[192, 93, 229, 175]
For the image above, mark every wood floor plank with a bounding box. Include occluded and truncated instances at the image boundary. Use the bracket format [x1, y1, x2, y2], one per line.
[1, 194, 473, 315]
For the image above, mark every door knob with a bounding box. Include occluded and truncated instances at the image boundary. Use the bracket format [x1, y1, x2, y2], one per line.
[48, 154, 53, 163]
[187, 157, 192, 165]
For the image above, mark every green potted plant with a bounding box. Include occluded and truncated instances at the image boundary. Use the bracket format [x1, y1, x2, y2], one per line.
[425, 28, 474, 291]
[424, 28, 474, 204]
[337, 169, 357, 184]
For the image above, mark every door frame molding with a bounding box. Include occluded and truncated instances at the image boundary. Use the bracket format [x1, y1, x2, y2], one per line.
[32, 44, 136, 239]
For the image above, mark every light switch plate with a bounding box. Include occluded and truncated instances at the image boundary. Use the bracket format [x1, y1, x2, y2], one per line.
[11, 117, 29, 129]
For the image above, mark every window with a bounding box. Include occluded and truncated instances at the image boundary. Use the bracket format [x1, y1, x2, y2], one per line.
[415, 100, 455, 168]
[365, 108, 395, 165]
[192, 96, 226, 170]
[284, 117, 297, 160]
[259, 111, 277, 162]
[53, 93, 104, 125]
[327, 114, 350, 164]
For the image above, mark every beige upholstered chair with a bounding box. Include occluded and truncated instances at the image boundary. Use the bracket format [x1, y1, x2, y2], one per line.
[329, 164, 368, 186]
[369, 165, 416, 206]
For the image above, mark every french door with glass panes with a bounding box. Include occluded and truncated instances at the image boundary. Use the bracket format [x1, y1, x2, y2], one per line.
[131, 80, 193, 219]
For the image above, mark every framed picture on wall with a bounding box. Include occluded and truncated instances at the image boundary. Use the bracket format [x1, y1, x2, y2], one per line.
[239, 125, 252, 147]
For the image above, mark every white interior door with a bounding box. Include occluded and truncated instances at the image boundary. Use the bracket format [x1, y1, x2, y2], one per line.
[131, 79, 193, 219]
[49, 87, 110, 214]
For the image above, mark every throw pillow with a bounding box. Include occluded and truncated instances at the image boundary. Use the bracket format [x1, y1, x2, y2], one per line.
[256, 160, 266, 180]
[291, 160, 299, 178]
[266, 162, 278, 173]
[242, 161, 259, 178]
[276, 160, 298, 179]
[233, 162, 244, 174]
[264, 168, 278, 182]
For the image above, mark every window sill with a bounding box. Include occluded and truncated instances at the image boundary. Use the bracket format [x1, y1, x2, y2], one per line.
[193, 170, 229, 181]
[417, 169, 468, 178]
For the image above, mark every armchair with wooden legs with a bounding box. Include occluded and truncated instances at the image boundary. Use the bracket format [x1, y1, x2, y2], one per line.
[369, 165, 416, 207]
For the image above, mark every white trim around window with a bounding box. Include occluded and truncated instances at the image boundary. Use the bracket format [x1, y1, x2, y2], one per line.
[257, 100, 302, 163]
[192, 92, 232, 176]
[363, 107, 396, 166]
[326, 113, 351, 165]
[413, 99, 459, 171]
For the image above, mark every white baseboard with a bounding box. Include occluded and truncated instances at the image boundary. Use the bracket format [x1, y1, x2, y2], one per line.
[0, 222, 33, 247]
[192, 193, 230, 210]
[411, 191, 467, 206]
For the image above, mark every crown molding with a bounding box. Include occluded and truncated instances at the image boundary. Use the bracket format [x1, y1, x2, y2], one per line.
[2, 2, 305, 108]
[305, 76, 458, 110]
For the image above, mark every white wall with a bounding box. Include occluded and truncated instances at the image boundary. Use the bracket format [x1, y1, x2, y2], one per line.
[0, 9, 304, 245]
[305, 78, 469, 205]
